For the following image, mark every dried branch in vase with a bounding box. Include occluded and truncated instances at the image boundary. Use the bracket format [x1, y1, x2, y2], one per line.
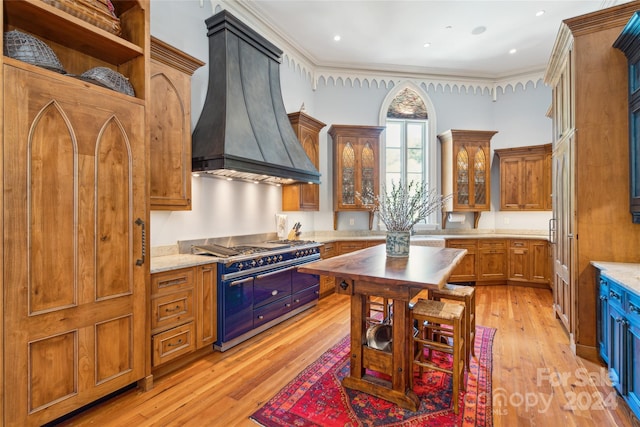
[357, 180, 452, 232]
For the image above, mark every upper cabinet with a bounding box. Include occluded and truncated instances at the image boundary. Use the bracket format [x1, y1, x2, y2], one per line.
[3, 0, 148, 100]
[438, 129, 497, 228]
[495, 143, 552, 211]
[149, 37, 204, 211]
[614, 12, 640, 224]
[282, 111, 326, 211]
[329, 125, 385, 230]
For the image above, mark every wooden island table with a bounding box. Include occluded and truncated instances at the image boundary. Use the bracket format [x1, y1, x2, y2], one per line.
[298, 244, 467, 411]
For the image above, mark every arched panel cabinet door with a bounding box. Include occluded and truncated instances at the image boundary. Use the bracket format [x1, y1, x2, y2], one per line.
[150, 37, 204, 211]
[3, 64, 147, 427]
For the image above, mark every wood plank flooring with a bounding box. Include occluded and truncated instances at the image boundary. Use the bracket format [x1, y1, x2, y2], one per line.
[55, 286, 639, 426]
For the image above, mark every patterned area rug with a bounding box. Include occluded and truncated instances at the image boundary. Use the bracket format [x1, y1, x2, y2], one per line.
[251, 325, 496, 426]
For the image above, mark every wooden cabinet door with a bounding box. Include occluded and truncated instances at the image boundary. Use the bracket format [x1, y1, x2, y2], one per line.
[3, 65, 147, 426]
[196, 264, 217, 349]
[500, 156, 522, 210]
[478, 240, 507, 281]
[552, 135, 574, 333]
[597, 275, 610, 364]
[283, 112, 325, 211]
[508, 240, 530, 281]
[149, 38, 203, 211]
[446, 240, 478, 282]
[529, 240, 550, 284]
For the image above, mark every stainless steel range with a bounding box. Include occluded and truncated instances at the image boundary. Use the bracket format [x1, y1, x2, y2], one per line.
[182, 235, 321, 351]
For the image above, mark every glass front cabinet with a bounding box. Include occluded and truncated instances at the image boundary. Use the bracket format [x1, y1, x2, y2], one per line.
[329, 125, 385, 230]
[438, 129, 497, 228]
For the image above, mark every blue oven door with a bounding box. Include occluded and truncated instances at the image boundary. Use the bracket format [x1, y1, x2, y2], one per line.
[220, 276, 254, 342]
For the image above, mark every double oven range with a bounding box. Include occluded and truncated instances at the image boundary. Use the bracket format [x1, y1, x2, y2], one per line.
[189, 236, 321, 351]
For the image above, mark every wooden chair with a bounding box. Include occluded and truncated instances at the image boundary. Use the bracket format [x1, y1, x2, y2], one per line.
[410, 299, 465, 414]
[366, 296, 391, 325]
[429, 283, 476, 370]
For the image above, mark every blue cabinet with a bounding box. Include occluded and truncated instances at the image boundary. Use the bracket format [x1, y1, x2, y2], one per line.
[596, 269, 640, 419]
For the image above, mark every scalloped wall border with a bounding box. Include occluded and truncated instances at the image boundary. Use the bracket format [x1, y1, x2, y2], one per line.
[214, 0, 546, 99]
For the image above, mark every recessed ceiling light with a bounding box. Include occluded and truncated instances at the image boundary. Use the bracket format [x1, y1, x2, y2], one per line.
[333, 35, 341, 41]
[445, 25, 453, 30]
[509, 48, 517, 54]
[471, 26, 486, 35]
[536, 10, 545, 17]
[423, 42, 431, 48]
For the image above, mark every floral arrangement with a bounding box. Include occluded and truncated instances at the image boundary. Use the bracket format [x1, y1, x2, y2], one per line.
[357, 180, 452, 232]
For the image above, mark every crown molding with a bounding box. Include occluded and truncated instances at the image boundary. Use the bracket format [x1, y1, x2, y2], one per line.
[214, 0, 546, 97]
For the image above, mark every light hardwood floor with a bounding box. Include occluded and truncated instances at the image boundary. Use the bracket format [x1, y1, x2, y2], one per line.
[55, 286, 639, 426]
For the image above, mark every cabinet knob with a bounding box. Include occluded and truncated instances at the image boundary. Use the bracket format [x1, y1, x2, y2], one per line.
[340, 280, 349, 290]
[257, 315, 264, 320]
[271, 290, 278, 296]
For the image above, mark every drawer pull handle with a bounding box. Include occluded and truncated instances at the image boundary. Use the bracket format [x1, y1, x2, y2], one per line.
[340, 281, 349, 290]
[294, 299, 300, 303]
[257, 315, 264, 320]
[599, 295, 607, 301]
[159, 278, 187, 287]
[610, 290, 621, 301]
[167, 339, 183, 347]
[165, 305, 182, 313]
[630, 304, 640, 315]
[271, 290, 278, 296]
[285, 303, 291, 307]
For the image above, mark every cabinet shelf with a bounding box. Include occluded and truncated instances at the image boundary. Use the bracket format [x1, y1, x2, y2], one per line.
[4, 0, 144, 65]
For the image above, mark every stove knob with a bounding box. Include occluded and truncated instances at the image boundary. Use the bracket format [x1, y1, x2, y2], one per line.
[258, 259, 264, 266]
[279, 255, 283, 261]
[251, 260, 256, 267]
[237, 263, 243, 270]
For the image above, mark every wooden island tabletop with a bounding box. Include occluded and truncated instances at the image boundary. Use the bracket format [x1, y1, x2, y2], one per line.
[298, 244, 467, 290]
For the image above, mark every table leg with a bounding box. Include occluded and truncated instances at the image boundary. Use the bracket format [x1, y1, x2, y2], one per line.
[349, 292, 366, 379]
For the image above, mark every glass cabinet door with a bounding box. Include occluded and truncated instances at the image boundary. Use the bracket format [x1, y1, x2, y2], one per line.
[341, 141, 355, 205]
[456, 147, 469, 206]
[474, 146, 487, 206]
[361, 142, 375, 205]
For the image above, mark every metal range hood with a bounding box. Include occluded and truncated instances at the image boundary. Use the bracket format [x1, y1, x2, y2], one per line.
[192, 10, 321, 185]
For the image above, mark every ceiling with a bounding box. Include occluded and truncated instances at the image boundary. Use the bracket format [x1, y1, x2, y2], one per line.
[241, 0, 629, 79]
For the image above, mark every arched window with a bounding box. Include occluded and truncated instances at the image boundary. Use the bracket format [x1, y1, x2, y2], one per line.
[379, 83, 438, 226]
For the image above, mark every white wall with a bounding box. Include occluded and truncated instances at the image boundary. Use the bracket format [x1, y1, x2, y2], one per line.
[149, 0, 553, 247]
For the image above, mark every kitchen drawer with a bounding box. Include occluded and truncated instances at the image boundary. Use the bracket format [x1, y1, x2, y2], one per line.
[479, 239, 507, 250]
[338, 241, 367, 254]
[510, 239, 529, 248]
[608, 281, 625, 312]
[254, 297, 292, 328]
[321, 242, 337, 258]
[152, 268, 194, 295]
[627, 291, 640, 325]
[152, 322, 196, 367]
[291, 284, 320, 309]
[152, 289, 194, 332]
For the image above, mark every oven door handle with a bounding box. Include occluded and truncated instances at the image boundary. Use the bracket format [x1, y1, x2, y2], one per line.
[255, 266, 298, 280]
[230, 277, 254, 287]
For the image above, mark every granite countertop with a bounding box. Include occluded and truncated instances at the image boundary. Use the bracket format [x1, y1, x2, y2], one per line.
[591, 261, 640, 295]
[150, 230, 549, 274]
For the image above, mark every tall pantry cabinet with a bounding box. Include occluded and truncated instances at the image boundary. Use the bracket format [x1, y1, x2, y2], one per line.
[1, 1, 150, 425]
[544, 1, 640, 361]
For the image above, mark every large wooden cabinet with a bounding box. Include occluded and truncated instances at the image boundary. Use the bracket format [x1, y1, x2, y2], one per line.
[1, 1, 150, 425]
[150, 37, 204, 210]
[329, 125, 385, 230]
[544, 2, 640, 361]
[438, 129, 497, 228]
[282, 111, 326, 211]
[495, 143, 552, 211]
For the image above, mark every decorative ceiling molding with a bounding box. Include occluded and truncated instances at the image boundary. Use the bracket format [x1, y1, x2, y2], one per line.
[216, 0, 546, 99]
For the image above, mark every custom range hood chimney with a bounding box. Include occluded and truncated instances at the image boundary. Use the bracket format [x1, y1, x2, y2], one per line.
[192, 10, 321, 185]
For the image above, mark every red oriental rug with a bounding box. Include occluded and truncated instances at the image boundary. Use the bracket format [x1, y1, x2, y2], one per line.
[250, 325, 496, 427]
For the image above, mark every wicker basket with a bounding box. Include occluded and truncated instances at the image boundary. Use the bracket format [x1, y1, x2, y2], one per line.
[3, 30, 66, 73]
[41, 0, 121, 35]
[80, 67, 135, 96]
